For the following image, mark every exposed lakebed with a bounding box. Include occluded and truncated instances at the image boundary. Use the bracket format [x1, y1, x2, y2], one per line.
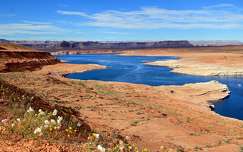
[57, 54, 243, 120]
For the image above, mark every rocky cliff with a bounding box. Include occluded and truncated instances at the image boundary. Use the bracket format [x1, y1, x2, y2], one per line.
[0, 51, 59, 72]
[0, 42, 59, 72]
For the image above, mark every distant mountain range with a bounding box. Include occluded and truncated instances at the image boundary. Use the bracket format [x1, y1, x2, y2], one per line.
[190, 40, 243, 46]
[1, 39, 242, 51]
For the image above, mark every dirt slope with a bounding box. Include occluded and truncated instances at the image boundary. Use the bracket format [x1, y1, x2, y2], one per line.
[0, 43, 33, 52]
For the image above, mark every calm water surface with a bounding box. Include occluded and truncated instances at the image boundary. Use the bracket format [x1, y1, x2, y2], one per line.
[57, 54, 243, 120]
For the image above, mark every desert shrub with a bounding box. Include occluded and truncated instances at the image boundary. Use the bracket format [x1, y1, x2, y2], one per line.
[84, 133, 150, 152]
[8, 107, 85, 141]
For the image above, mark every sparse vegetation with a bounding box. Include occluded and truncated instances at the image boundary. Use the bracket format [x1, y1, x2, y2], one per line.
[130, 120, 141, 126]
[194, 146, 202, 151]
[0, 78, 154, 151]
[1, 106, 153, 152]
[240, 145, 243, 152]
[7, 107, 82, 140]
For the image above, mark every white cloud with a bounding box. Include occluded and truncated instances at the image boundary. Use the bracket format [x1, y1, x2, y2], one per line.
[0, 22, 64, 36]
[202, 3, 237, 10]
[57, 10, 89, 17]
[57, 4, 243, 29]
[101, 31, 128, 35]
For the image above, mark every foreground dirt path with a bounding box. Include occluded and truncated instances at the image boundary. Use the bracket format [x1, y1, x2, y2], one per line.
[121, 46, 243, 76]
[1, 63, 243, 151]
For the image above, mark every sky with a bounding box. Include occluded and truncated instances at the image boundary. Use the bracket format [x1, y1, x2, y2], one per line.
[1, 0, 243, 41]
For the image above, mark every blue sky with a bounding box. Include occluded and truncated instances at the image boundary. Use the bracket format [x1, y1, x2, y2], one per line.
[1, 0, 243, 41]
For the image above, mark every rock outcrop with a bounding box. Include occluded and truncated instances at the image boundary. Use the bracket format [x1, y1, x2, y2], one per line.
[0, 51, 59, 72]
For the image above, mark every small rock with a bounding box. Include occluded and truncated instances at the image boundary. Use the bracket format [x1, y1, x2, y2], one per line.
[209, 105, 215, 111]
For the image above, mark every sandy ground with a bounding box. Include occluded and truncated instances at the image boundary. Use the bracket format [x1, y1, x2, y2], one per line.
[1, 62, 243, 151]
[121, 46, 243, 76]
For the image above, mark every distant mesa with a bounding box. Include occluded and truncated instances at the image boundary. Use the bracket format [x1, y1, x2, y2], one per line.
[190, 40, 243, 47]
[10, 40, 194, 51]
[0, 39, 9, 43]
[1, 39, 243, 51]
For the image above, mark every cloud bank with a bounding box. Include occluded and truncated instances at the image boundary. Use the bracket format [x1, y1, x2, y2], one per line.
[57, 4, 243, 29]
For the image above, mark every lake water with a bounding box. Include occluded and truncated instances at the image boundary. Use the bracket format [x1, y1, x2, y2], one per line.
[57, 54, 243, 120]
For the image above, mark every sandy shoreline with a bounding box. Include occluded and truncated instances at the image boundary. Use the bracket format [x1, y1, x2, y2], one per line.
[121, 47, 243, 76]
[157, 80, 230, 106]
[53, 63, 231, 107]
[146, 59, 243, 76]
[35, 63, 106, 76]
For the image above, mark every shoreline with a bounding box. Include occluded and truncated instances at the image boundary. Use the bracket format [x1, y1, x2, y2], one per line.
[157, 80, 230, 108]
[146, 59, 243, 76]
[55, 62, 230, 110]
[36, 62, 234, 111]
[50, 58, 234, 120]
[35, 62, 106, 76]
[121, 48, 243, 76]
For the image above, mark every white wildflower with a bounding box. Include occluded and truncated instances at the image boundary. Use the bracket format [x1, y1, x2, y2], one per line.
[30, 96, 34, 101]
[119, 140, 125, 151]
[50, 119, 56, 125]
[38, 109, 45, 116]
[34, 127, 42, 135]
[44, 120, 49, 125]
[27, 107, 34, 113]
[16, 118, 21, 122]
[125, 136, 130, 140]
[93, 133, 100, 139]
[97, 145, 105, 152]
[52, 109, 58, 116]
[1, 119, 8, 124]
[77, 122, 81, 127]
[57, 116, 63, 124]
[11, 123, 15, 127]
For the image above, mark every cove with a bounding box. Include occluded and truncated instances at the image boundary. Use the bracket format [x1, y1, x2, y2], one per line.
[57, 54, 243, 120]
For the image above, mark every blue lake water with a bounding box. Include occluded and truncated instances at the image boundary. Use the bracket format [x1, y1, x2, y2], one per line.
[57, 54, 243, 120]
